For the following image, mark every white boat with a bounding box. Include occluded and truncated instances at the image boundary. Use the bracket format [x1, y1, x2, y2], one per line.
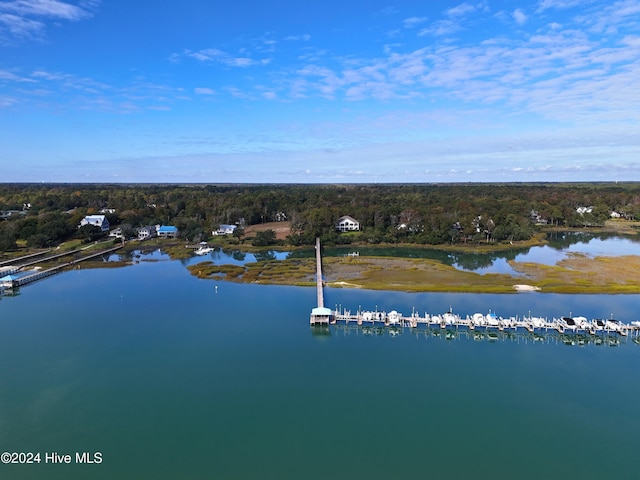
[387, 310, 401, 325]
[557, 316, 590, 334]
[605, 318, 627, 336]
[485, 312, 500, 329]
[592, 318, 607, 333]
[194, 242, 214, 255]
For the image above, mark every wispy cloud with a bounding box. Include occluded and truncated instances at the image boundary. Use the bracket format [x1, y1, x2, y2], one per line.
[284, 34, 311, 41]
[0, 68, 189, 113]
[0, 0, 99, 42]
[183, 47, 270, 67]
[537, 0, 595, 11]
[194, 87, 215, 95]
[403, 16, 428, 28]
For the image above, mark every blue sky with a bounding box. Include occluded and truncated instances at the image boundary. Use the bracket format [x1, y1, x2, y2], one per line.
[1, 0, 640, 183]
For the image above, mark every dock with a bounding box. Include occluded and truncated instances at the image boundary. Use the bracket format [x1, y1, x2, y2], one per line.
[326, 306, 640, 338]
[1, 245, 123, 290]
[310, 238, 333, 325]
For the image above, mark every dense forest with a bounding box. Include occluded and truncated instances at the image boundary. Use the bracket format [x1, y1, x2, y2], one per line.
[0, 183, 638, 252]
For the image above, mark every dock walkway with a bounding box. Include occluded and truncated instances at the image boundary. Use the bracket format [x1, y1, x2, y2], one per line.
[310, 238, 333, 325]
[3, 246, 123, 289]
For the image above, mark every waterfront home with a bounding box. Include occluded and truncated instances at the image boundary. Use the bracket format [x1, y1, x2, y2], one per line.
[157, 225, 178, 238]
[136, 226, 157, 241]
[336, 215, 360, 232]
[212, 224, 237, 236]
[109, 228, 123, 239]
[576, 206, 593, 215]
[80, 215, 110, 232]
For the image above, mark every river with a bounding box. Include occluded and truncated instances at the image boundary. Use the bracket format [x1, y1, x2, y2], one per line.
[0, 240, 639, 479]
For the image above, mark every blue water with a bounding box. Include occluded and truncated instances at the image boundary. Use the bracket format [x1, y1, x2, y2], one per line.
[1, 251, 640, 479]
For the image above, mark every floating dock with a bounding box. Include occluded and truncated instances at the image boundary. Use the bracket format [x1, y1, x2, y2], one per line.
[327, 307, 640, 337]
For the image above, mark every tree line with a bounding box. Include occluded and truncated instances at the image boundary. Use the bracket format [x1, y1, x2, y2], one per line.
[0, 182, 638, 252]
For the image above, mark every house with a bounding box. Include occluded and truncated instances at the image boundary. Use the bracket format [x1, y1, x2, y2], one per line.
[530, 210, 548, 225]
[157, 225, 178, 238]
[136, 226, 157, 240]
[576, 206, 593, 215]
[99, 208, 116, 214]
[80, 215, 110, 232]
[0, 210, 27, 220]
[109, 228, 123, 239]
[212, 224, 237, 236]
[336, 215, 360, 232]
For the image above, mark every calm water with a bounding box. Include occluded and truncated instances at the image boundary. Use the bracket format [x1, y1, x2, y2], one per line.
[1, 249, 640, 479]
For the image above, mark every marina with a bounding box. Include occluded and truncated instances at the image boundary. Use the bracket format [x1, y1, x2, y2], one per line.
[309, 237, 640, 338]
[326, 307, 640, 338]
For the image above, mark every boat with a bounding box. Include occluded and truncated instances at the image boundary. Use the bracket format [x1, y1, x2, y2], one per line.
[194, 242, 214, 255]
[387, 310, 401, 326]
[591, 319, 607, 334]
[558, 316, 591, 335]
[604, 318, 627, 336]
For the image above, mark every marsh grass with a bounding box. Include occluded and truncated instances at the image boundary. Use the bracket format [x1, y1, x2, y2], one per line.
[186, 250, 640, 294]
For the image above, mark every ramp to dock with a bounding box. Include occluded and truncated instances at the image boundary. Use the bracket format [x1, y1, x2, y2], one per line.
[315, 237, 324, 308]
[310, 238, 332, 325]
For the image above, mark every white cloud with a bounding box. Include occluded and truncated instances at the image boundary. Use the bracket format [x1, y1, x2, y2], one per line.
[403, 16, 428, 28]
[0, 0, 99, 41]
[512, 9, 527, 25]
[446, 3, 478, 17]
[0, 12, 43, 39]
[284, 34, 311, 41]
[418, 19, 464, 37]
[194, 87, 215, 95]
[537, 0, 593, 11]
[184, 48, 269, 67]
[0, 0, 95, 20]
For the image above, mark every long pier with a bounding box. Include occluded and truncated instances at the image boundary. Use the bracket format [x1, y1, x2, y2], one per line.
[2, 246, 123, 289]
[315, 237, 324, 309]
[310, 238, 333, 325]
[0, 249, 52, 267]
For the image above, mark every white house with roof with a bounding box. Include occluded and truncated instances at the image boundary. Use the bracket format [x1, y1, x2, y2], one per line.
[576, 206, 593, 215]
[137, 226, 157, 240]
[336, 215, 360, 232]
[80, 215, 110, 232]
[212, 224, 237, 236]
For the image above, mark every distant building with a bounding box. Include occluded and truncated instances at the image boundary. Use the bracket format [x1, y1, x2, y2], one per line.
[0, 210, 27, 220]
[80, 215, 110, 232]
[99, 208, 116, 214]
[336, 216, 360, 232]
[576, 206, 593, 215]
[136, 226, 157, 240]
[157, 225, 178, 238]
[530, 209, 548, 225]
[212, 224, 237, 236]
